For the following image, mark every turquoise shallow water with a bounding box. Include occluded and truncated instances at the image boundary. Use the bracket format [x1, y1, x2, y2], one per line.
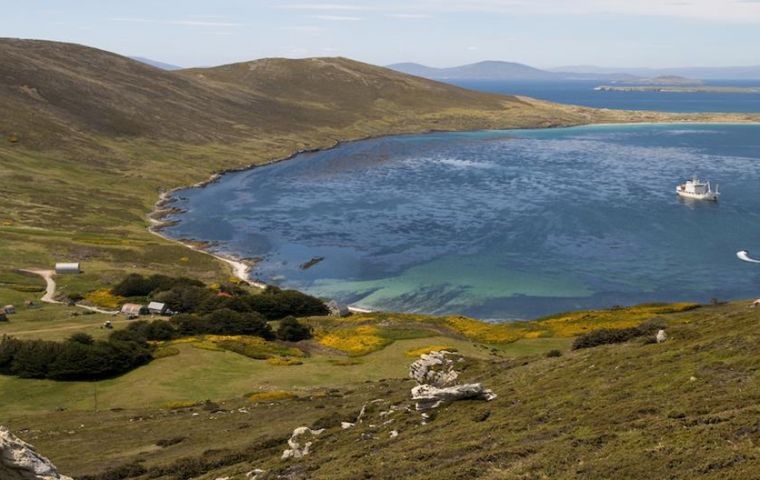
[165, 124, 760, 320]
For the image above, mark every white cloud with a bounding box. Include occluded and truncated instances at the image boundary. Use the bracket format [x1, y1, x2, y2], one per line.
[283, 25, 327, 32]
[280, 3, 375, 11]
[410, 0, 760, 22]
[386, 13, 432, 18]
[313, 15, 363, 21]
[109, 17, 245, 27]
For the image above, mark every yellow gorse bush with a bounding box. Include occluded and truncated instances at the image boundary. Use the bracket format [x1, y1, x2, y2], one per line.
[84, 289, 124, 309]
[405, 345, 456, 358]
[248, 390, 295, 402]
[161, 400, 201, 410]
[318, 325, 390, 356]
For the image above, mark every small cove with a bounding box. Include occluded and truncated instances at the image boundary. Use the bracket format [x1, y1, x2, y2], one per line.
[164, 123, 760, 320]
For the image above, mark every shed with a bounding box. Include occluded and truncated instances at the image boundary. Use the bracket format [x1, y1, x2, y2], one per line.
[3, 305, 16, 315]
[55, 263, 81, 274]
[148, 301, 168, 315]
[120, 303, 145, 316]
[326, 300, 350, 318]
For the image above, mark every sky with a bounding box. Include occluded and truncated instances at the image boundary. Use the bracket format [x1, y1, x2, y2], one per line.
[4, 0, 760, 68]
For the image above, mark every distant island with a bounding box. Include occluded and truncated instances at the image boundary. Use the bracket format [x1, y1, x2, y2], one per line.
[595, 84, 760, 94]
[611, 75, 704, 86]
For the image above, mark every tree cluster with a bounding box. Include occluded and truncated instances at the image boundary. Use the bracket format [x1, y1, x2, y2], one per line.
[0, 332, 152, 380]
[112, 274, 329, 319]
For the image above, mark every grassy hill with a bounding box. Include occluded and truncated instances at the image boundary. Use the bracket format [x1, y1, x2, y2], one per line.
[5, 300, 759, 479]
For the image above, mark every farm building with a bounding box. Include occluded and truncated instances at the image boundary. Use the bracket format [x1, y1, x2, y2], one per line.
[148, 302, 168, 315]
[120, 303, 146, 316]
[3, 305, 16, 315]
[326, 300, 350, 318]
[55, 262, 81, 274]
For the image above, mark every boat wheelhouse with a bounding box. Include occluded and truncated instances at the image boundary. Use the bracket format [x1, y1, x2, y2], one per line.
[676, 177, 719, 201]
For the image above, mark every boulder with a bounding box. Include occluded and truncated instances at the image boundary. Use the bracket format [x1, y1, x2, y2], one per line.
[408, 350, 459, 387]
[656, 329, 668, 343]
[411, 384, 497, 411]
[0, 426, 72, 480]
[281, 427, 324, 460]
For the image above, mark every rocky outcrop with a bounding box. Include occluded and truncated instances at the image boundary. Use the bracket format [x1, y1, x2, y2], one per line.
[281, 427, 324, 460]
[411, 384, 498, 411]
[408, 350, 496, 411]
[0, 427, 72, 480]
[409, 351, 459, 387]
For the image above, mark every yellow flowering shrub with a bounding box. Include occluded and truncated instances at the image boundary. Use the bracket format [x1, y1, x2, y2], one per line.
[445, 316, 525, 344]
[84, 289, 124, 309]
[266, 356, 303, 366]
[161, 400, 201, 410]
[318, 325, 390, 356]
[248, 390, 295, 402]
[534, 303, 699, 337]
[405, 345, 457, 358]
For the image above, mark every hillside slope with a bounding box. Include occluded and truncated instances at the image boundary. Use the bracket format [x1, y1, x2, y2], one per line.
[8, 301, 760, 479]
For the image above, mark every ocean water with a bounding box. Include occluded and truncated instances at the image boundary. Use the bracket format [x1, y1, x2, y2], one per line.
[165, 124, 760, 320]
[452, 80, 760, 113]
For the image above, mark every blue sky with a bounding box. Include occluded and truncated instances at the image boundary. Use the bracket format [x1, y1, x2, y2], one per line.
[5, 0, 760, 68]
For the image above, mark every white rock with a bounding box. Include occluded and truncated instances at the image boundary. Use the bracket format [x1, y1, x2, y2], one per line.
[389, 430, 398, 438]
[246, 469, 266, 480]
[281, 427, 324, 460]
[0, 426, 72, 480]
[408, 351, 459, 387]
[340, 422, 354, 430]
[411, 383, 497, 411]
[656, 330, 668, 343]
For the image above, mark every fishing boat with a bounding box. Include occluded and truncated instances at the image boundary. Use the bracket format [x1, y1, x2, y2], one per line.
[676, 176, 719, 201]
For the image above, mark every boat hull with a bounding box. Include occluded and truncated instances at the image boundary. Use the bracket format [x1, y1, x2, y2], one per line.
[676, 189, 719, 201]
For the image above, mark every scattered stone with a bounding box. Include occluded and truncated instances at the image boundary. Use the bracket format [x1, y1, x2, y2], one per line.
[340, 422, 354, 429]
[690, 376, 698, 382]
[409, 351, 459, 387]
[389, 430, 398, 439]
[472, 410, 491, 422]
[0, 426, 72, 480]
[281, 427, 324, 460]
[656, 330, 668, 343]
[411, 384, 497, 411]
[246, 469, 266, 480]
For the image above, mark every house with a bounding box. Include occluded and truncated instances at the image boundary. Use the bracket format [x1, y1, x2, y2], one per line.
[148, 301, 168, 315]
[120, 303, 145, 316]
[326, 300, 350, 318]
[3, 305, 16, 315]
[55, 262, 81, 274]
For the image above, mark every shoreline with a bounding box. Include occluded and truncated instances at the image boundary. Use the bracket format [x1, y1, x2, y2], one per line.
[147, 119, 760, 308]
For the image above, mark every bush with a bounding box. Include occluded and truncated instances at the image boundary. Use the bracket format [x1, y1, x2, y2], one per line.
[171, 309, 273, 339]
[572, 320, 665, 350]
[245, 289, 328, 320]
[546, 349, 562, 358]
[68, 332, 95, 345]
[111, 274, 203, 297]
[0, 330, 152, 380]
[276, 316, 312, 341]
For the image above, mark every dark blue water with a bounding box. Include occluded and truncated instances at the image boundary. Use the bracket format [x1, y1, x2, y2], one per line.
[165, 124, 760, 320]
[452, 80, 760, 113]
